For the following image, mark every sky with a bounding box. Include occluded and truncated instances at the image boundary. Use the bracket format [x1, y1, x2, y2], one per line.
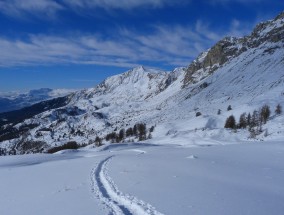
[0, 0, 283, 92]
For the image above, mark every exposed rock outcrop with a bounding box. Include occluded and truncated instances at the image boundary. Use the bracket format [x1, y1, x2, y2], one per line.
[183, 11, 284, 87]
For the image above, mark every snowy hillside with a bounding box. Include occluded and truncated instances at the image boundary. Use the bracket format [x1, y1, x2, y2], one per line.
[1, 142, 284, 215]
[0, 88, 75, 113]
[0, 12, 284, 155]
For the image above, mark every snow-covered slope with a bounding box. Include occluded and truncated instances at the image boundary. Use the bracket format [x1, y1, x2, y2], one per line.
[0, 12, 284, 154]
[0, 88, 75, 113]
[1, 142, 284, 215]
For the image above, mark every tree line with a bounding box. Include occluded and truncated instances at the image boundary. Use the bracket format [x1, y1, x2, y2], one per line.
[224, 104, 282, 137]
[94, 123, 155, 146]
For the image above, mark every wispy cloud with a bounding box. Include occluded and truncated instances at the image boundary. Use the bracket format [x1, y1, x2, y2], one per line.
[62, 0, 185, 10]
[0, 18, 255, 68]
[0, 0, 63, 19]
[0, 0, 186, 19]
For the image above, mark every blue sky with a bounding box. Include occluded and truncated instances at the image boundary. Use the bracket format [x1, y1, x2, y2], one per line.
[0, 0, 283, 92]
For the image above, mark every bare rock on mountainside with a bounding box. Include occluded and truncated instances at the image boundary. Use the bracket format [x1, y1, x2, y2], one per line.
[183, 12, 284, 86]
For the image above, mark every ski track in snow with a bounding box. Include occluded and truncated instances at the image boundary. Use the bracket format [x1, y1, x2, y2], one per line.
[91, 156, 164, 215]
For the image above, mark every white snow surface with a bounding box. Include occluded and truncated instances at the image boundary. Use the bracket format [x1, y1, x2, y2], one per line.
[1, 141, 284, 215]
[1, 11, 284, 215]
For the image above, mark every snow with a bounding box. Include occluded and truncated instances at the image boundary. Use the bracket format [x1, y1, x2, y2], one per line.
[91, 155, 163, 215]
[1, 141, 284, 215]
[1, 12, 284, 215]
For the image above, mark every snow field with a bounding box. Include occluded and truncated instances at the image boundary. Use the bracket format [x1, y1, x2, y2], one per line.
[2, 141, 283, 215]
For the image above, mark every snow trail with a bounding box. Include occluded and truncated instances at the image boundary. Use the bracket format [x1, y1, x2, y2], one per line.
[91, 156, 164, 215]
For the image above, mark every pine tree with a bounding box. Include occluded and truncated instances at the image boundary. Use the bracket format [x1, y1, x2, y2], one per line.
[118, 128, 125, 142]
[106, 132, 117, 143]
[133, 124, 138, 137]
[95, 136, 102, 146]
[250, 110, 259, 129]
[275, 104, 282, 115]
[224, 115, 236, 129]
[137, 123, 147, 141]
[239, 113, 247, 129]
[247, 113, 251, 127]
[126, 127, 133, 137]
[260, 104, 270, 124]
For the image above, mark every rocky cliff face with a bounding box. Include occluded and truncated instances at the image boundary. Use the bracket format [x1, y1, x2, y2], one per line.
[183, 11, 284, 87]
[183, 37, 245, 86]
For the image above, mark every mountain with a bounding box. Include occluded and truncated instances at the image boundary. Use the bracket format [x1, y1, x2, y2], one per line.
[0, 88, 75, 113]
[184, 12, 284, 86]
[0, 12, 284, 155]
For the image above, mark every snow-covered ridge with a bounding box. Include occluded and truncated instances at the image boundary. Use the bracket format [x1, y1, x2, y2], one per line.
[66, 66, 185, 108]
[95, 66, 168, 97]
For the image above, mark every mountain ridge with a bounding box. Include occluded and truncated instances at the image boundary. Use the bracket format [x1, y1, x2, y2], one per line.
[183, 11, 284, 86]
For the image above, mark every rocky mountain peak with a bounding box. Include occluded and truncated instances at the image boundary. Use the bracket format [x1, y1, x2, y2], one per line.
[183, 11, 284, 87]
[131, 65, 146, 72]
[249, 12, 284, 45]
[183, 36, 245, 87]
[275, 11, 284, 20]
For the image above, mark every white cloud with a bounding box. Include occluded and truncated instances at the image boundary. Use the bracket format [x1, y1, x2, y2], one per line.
[0, 0, 63, 18]
[0, 18, 256, 68]
[0, 30, 193, 68]
[63, 0, 184, 10]
[0, 0, 186, 18]
[227, 19, 258, 37]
